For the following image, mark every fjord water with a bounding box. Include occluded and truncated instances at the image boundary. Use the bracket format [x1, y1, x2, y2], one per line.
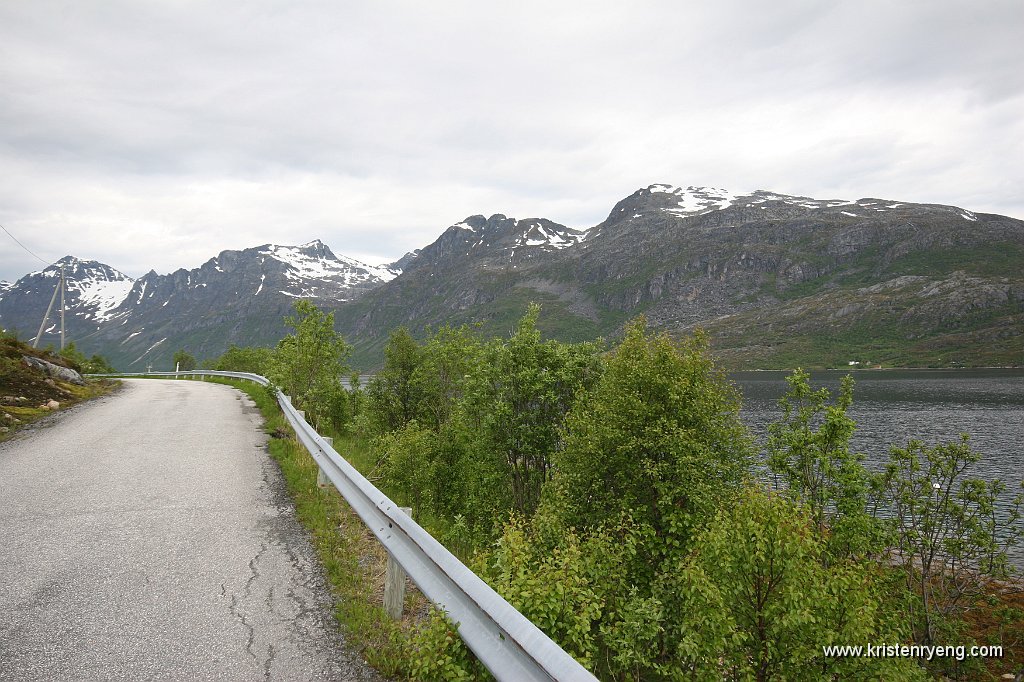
[735, 368, 1024, 568]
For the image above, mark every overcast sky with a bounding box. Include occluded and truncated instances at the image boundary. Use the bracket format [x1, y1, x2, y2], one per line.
[2, 0, 1022, 282]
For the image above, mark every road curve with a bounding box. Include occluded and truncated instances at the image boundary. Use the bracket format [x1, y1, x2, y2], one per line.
[0, 379, 383, 681]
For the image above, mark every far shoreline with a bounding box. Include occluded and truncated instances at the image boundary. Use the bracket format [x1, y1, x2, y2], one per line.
[735, 365, 1024, 373]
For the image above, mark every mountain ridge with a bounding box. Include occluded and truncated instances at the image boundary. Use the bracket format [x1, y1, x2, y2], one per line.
[0, 241, 401, 368]
[330, 184, 1023, 368]
[2, 184, 1021, 370]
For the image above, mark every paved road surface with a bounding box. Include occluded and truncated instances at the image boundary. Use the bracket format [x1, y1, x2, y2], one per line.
[0, 379, 383, 681]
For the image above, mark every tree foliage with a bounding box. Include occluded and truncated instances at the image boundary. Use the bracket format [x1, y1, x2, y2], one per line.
[328, 307, 1023, 679]
[58, 341, 116, 374]
[547, 317, 751, 559]
[370, 306, 601, 541]
[766, 370, 1024, 677]
[213, 344, 274, 374]
[766, 368, 880, 561]
[669, 486, 923, 681]
[269, 300, 352, 432]
[462, 304, 603, 517]
[172, 348, 197, 371]
[366, 327, 423, 433]
[877, 435, 1023, 652]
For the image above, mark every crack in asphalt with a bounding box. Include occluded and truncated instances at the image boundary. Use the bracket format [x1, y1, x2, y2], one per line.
[230, 542, 270, 671]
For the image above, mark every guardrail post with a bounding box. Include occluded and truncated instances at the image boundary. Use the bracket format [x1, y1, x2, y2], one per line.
[384, 506, 413, 619]
[317, 437, 333, 488]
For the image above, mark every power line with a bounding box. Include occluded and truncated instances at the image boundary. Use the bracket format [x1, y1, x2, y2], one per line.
[0, 221, 51, 266]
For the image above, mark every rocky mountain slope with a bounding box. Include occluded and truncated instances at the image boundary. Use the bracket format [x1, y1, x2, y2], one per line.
[333, 184, 1024, 368]
[0, 241, 398, 369]
[2, 185, 1021, 370]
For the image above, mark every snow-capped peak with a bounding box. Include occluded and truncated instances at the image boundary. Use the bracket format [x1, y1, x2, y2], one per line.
[27, 256, 136, 322]
[512, 219, 584, 250]
[258, 241, 398, 290]
[648, 184, 745, 217]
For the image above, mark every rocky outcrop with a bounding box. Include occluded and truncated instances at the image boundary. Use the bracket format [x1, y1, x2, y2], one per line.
[22, 355, 85, 385]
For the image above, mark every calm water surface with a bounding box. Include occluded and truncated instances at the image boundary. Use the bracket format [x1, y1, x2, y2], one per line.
[733, 368, 1024, 568]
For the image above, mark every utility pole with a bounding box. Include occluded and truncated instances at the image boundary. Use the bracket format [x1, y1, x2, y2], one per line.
[32, 269, 61, 349]
[60, 263, 66, 350]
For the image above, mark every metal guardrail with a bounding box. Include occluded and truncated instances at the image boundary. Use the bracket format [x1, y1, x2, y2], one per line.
[103, 371, 598, 682]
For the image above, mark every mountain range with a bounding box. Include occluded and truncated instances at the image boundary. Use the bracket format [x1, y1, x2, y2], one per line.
[0, 241, 400, 370]
[2, 184, 1021, 370]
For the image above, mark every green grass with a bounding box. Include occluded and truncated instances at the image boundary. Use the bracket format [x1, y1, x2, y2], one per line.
[882, 243, 1024, 279]
[710, 304, 1023, 370]
[769, 242, 1024, 303]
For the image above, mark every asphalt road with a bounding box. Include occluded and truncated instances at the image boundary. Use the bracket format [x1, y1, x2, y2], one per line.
[0, 379, 383, 681]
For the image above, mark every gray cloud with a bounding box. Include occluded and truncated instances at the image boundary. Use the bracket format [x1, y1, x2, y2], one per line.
[2, 0, 1022, 281]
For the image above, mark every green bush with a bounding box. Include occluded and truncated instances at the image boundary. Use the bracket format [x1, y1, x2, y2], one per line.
[213, 344, 274, 374]
[546, 317, 751, 562]
[766, 368, 882, 561]
[172, 348, 197, 371]
[372, 305, 601, 543]
[269, 300, 353, 433]
[669, 486, 924, 680]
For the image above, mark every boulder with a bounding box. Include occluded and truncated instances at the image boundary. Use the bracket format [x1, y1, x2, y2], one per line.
[21, 356, 85, 385]
[46, 399, 60, 410]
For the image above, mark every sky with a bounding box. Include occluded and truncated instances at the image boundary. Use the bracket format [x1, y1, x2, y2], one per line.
[2, 0, 1023, 282]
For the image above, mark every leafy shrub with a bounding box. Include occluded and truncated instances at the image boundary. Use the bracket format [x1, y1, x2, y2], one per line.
[547, 317, 751, 563]
[404, 607, 489, 682]
[668, 486, 924, 680]
[766, 368, 882, 561]
[268, 300, 352, 432]
[213, 344, 274, 374]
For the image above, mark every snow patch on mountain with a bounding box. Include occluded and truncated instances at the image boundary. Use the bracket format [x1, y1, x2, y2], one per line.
[744, 193, 913, 215]
[131, 337, 167, 366]
[514, 219, 583, 250]
[259, 243, 398, 288]
[649, 184, 743, 217]
[22, 257, 137, 322]
[337, 254, 400, 283]
[77, 278, 136, 321]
